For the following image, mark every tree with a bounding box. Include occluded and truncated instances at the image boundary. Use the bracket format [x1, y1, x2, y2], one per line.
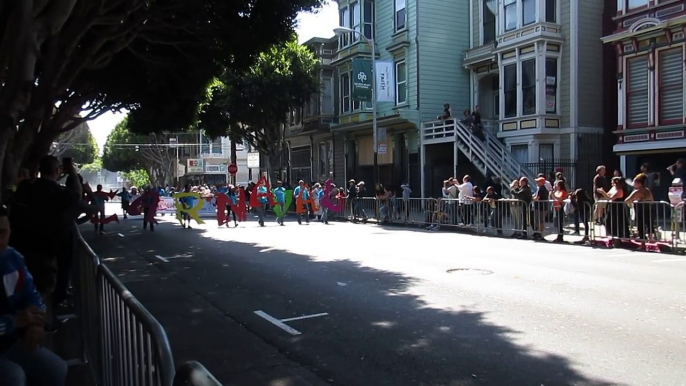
[0, 0, 324, 197]
[199, 38, 320, 176]
[102, 117, 175, 187]
[49, 122, 98, 165]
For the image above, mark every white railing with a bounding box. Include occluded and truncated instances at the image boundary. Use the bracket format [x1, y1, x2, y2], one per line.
[421, 119, 535, 186]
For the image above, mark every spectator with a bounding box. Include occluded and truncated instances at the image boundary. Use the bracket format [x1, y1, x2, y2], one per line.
[9, 156, 81, 326]
[511, 177, 532, 239]
[593, 165, 609, 224]
[438, 103, 452, 120]
[532, 177, 549, 241]
[0, 205, 68, 386]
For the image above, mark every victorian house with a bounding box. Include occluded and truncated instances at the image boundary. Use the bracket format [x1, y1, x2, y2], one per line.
[285, 36, 338, 184]
[454, 0, 608, 189]
[331, 0, 470, 195]
[601, 0, 686, 197]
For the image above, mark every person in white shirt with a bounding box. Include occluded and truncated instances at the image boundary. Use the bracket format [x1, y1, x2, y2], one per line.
[457, 175, 474, 224]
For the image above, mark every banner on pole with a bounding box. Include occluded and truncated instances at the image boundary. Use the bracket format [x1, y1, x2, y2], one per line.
[375, 60, 395, 103]
[352, 58, 373, 102]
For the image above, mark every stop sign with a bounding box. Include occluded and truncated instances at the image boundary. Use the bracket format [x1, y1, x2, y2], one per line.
[228, 164, 238, 175]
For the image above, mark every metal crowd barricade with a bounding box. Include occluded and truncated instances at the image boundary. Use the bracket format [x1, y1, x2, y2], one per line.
[73, 227, 221, 385]
[674, 202, 685, 249]
[592, 200, 675, 248]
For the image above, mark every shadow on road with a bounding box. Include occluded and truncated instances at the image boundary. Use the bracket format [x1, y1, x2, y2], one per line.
[84, 219, 623, 386]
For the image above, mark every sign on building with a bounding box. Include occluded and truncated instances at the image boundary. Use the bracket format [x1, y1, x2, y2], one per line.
[352, 58, 372, 102]
[205, 164, 227, 174]
[377, 143, 387, 155]
[247, 152, 260, 168]
[187, 159, 204, 173]
[375, 61, 395, 103]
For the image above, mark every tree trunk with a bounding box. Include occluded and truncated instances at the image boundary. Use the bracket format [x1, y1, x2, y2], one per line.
[230, 140, 237, 185]
[0, 119, 16, 201]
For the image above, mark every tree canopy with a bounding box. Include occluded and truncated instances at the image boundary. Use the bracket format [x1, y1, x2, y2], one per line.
[198, 37, 321, 157]
[0, 0, 324, 195]
[50, 122, 98, 165]
[102, 117, 175, 186]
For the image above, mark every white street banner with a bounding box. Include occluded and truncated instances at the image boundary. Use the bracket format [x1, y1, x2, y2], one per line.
[375, 61, 395, 103]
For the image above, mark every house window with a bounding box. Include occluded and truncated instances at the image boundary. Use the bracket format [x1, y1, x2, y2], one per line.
[546, 0, 556, 22]
[492, 76, 500, 117]
[627, 0, 648, 9]
[363, 0, 374, 39]
[522, 0, 536, 26]
[341, 73, 351, 113]
[395, 0, 406, 32]
[659, 48, 683, 125]
[483, 0, 496, 43]
[322, 77, 333, 114]
[504, 0, 517, 31]
[511, 144, 529, 163]
[626, 55, 649, 126]
[503, 64, 517, 118]
[539, 143, 554, 161]
[395, 61, 407, 105]
[522, 59, 536, 115]
[545, 57, 558, 114]
[319, 142, 328, 179]
[352, 2, 361, 42]
[339, 7, 350, 48]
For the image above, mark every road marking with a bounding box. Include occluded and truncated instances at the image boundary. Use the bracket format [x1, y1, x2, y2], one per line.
[254, 310, 301, 335]
[337, 282, 347, 286]
[154, 255, 169, 263]
[118, 233, 125, 238]
[280, 313, 329, 323]
[260, 247, 278, 253]
[652, 257, 686, 263]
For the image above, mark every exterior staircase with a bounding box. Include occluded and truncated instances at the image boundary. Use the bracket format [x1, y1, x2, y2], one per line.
[421, 119, 535, 190]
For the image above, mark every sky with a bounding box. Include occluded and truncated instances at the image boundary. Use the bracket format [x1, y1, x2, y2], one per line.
[88, 3, 338, 155]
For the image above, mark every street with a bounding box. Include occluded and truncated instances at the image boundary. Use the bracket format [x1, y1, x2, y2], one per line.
[85, 203, 686, 386]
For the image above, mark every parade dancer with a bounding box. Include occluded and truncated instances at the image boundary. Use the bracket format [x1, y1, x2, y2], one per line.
[93, 185, 109, 234]
[117, 187, 131, 219]
[273, 181, 286, 226]
[226, 185, 239, 227]
[294, 180, 310, 225]
[179, 185, 195, 229]
[256, 181, 268, 227]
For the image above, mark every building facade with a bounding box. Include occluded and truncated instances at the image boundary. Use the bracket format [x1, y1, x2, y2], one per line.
[461, 0, 607, 189]
[331, 0, 470, 193]
[180, 133, 256, 186]
[285, 36, 338, 185]
[602, 0, 686, 197]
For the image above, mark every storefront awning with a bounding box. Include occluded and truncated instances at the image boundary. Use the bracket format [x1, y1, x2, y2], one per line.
[614, 139, 686, 155]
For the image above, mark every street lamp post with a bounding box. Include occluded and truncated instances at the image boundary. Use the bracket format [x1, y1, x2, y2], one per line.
[333, 27, 378, 185]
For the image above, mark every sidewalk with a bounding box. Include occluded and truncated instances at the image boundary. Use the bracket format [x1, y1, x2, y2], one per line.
[82, 226, 329, 386]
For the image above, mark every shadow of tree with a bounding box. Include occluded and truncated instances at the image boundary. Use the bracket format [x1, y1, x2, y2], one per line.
[84, 219, 623, 386]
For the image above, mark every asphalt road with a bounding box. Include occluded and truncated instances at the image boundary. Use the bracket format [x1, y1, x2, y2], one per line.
[89, 203, 686, 386]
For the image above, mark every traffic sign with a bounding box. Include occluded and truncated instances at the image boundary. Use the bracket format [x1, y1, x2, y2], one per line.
[228, 164, 238, 175]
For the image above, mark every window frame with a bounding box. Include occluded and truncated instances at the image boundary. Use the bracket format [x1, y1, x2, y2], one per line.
[657, 47, 684, 126]
[545, 57, 559, 114]
[363, 0, 374, 40]
[509, 144, 530, 164]
[625, 54, 650, 128]
[395, 60, 408, 105]
[338, 6, 350, 49]
[322, 77, 334, 115]
[482, 0, 497, 44]
[545, 0, 557, 23]
[503, 0, 517, 32]
[627, 0, 649, 10]
[341, 73, 351, 113]
[351, 1, 361, 43]
[395, 0, 407, 32]
[521, 59, 537, 116]
[503, 63, 518, 118]
[522, 0, 536, 26]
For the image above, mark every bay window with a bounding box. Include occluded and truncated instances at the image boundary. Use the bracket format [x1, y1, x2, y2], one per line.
[395, 61, 407, 105]
[659, 48, 684, 125]
[521, 59, 536, 115]
[352, 2, 361, 43]
[364, 1, 373, 39]
[503, 64, 517, 118]
[395, 0, 406, 32]
[545, 58, 558, 114]
[483, 0, 496, 43]
[626, 56, 649, 127]
[504, 0, 517, 31]
[522, 0, 536, 26]
[546, 0, 556, 22]
[339, 7, 350, 48]
[322, 78, 333, 114]
[341, 73, 351, 113]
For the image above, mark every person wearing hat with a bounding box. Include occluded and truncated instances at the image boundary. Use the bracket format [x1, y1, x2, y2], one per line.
[354, 181, 368, 222]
